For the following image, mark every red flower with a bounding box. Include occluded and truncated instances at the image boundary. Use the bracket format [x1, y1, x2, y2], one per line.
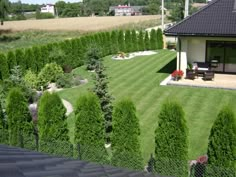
[171, 70, 184, 78]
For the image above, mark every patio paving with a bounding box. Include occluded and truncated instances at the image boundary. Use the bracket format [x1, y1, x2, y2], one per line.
[167, 74, 236, 90]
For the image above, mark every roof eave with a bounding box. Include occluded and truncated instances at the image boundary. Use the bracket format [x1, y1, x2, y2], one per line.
[164, 33, 236, 38]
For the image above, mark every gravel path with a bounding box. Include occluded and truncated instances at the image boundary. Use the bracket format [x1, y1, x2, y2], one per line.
[62, 99, 73, 116]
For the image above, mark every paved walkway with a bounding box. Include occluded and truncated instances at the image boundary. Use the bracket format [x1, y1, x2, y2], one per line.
[62, 99, 73, 116]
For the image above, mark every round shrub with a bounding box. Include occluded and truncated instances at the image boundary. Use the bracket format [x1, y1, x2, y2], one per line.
[24, 70, 38, 89]
[38, 63, 63, 88]
[56, 73, 73, 88]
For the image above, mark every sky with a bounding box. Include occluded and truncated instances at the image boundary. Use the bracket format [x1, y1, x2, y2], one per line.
[9, 0, 81, 4]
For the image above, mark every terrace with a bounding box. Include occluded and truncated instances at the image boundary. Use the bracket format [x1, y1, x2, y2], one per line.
[168, 73, 236, 90]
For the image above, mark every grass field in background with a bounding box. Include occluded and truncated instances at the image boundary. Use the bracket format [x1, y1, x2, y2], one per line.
[58, 50, 236, 163]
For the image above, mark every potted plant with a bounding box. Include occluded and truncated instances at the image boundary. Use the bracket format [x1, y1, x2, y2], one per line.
[171, 70, 184, 81]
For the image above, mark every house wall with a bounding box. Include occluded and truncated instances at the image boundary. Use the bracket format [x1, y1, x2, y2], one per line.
[176, 36, 236, 74]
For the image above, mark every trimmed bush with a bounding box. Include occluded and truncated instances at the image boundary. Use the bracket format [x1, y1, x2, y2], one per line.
[6, 88, 32, 147]
[111, 99, 143, 170]
[110, 30, 119, 54]
[24, 48, 36, 72]
[38, 63, 63, 88]
[74, 93, 108, 163]
[0, 53, 9, 80]
[24, 70, 38, 89]
[155, 101, 188, 177]
[56, 73, 73, 88]
[207, 107, 236, 169]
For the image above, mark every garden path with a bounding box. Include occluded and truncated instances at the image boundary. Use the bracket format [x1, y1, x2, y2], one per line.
[62, 99, 73, 116]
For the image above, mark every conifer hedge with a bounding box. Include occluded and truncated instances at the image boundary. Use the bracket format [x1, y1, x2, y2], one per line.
[111, 99, 143, 170]
[207, 107, 236, 171]
[6, 88, 32, 147]
[155, 101, 188, 177]
[0, 29, 163, 81]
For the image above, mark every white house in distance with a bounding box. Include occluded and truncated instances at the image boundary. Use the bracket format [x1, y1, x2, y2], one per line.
[109, 5, 143, 16]
[164, 0, 236, 75]
[41, 4, 55, 16]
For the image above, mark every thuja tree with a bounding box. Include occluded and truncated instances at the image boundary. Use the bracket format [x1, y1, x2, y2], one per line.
[118, 30, 125, 52]
[111, 99, 143, 170]
[155, 101, 188, 177]
[32, 46, 42, 73]
[74, 93, 108, 163]
[6, 88, 32, 147]
[144, 31, 150, 50]
[24, 48, 36, 72]
[131, 29, 138, 52]
[138, 30, 145, 51]
[110, 30, 119, 54]
[0, 53, 9, 80]
[94, 61, 113, 143]
[157, 29, 163, 49]
[207, 107, 236, 174]
[38, 92, 70, 155]
[125, 30, 132, 53]
[7, 51, 17, 72]
[15, 48, 26, 72]
[150, 29, 157, 50]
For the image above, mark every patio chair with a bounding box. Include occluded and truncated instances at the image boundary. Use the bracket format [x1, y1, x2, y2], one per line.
[203, 71, 214, 80]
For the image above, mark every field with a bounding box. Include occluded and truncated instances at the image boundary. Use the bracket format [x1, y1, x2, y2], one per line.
[2, 16, 161, 32]
[58, 50, 236, 163]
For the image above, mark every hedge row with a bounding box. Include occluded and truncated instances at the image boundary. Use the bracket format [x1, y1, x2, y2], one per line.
[0, 29, 163, 81]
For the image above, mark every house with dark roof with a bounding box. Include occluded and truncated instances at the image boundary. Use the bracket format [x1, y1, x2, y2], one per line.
[164, 0, 236, 74]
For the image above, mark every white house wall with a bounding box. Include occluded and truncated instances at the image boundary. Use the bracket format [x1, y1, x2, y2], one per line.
[176, 36, 236, 74]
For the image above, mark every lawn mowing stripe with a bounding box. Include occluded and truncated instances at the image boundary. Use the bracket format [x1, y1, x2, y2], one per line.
[105, 50, 169, 76]
[109, 52, 175, 96]
[106, 50, 170, 80]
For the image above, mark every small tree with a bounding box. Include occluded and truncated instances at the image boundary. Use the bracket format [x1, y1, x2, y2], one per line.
[94, 62, 113, 143]
[155, 100, 188, 177]
[85, 44, 101, 71]
[0, 53, 9, 80]
[6, 88, 32, 147]
[138, 30, 145, 51]
[7, 51, 17, 72]
[207, 107, 236, 170]
[150, 29, 157, 50]
[144, 31, 150, 51]
[111, 99, 143, 170]
[157, 29, 163, 49]
[74, 93, 108, 163]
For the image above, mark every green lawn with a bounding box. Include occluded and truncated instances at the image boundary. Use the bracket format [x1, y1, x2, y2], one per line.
[58, 50, 236, 163]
